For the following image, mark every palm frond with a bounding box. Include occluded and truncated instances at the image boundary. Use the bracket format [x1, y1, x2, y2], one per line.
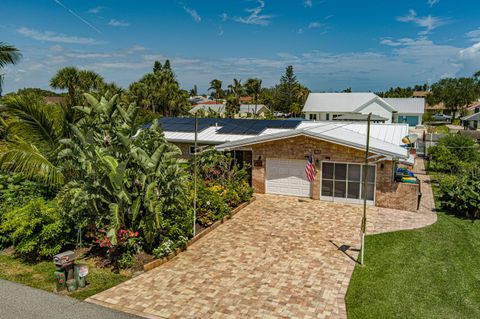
[0, 141, 63, 187]
[0, 42, 22, 68]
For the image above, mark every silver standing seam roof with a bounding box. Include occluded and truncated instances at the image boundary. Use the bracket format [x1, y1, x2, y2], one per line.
[213, 122, 409, 159]
[383, 98, 425, 114]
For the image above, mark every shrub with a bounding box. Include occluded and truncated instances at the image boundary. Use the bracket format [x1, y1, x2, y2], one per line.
[438, 168, 480, 219]
[94, 228, 141, 268]
[0, 173, 52, 248]
[152, 236, 188, 259]
[428, 134, 479, 173]
[0, 199, 71, 259]
[195, 184, 231, 226]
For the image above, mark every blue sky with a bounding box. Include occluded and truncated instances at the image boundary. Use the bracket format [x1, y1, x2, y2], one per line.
[2, 0, 480, 94]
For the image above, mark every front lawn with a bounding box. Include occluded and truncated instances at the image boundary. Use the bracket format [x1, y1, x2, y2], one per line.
[0, 252, 131, 300]
[346, 212, 480, 318]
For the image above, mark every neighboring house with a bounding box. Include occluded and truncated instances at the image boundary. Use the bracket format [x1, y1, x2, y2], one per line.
[303, 93, 425, 126]
[157, 117, 419, 212]
[44, 96, 66, 105]
[188, 96, 213, 105]
[189, 103, 270, 118]
[461, 112, 480, 130]
[383, 98, 424, 127]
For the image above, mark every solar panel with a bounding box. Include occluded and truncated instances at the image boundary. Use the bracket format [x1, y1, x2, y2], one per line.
[158, 117, 303, 135]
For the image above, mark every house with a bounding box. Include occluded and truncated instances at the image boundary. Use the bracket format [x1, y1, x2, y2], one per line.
[383, 98, 425, 126]
[157, 117, 419, 212]
[44, 96, 66, 105]
[189, 103, 270, 118]
[461, 111, 480, 130]
[303, 93, 425, 126]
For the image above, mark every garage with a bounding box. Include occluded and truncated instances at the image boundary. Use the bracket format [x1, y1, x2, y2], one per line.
[265, 158, 310, 197]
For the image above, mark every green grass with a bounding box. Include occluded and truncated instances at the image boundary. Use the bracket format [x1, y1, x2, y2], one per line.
[346, 212, 480, 318]
[0, 254, 131, 300]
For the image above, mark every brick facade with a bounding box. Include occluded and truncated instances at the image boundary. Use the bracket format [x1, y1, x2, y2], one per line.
[250, 136, 419, 212]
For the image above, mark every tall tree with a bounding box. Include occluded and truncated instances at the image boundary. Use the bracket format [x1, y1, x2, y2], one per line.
[427, 77, 479, 118]
[127, 60, 189, 116]
[245, 78, 262, 117]
[0, 42, 22, 96]
[280, 65, 298, 108]
[225, 94, 240, 118]
[189, 84, 198, 97]
[209, 79, 223, 102]
[228, 79, 243, 99]
[50, 67, 104, 106]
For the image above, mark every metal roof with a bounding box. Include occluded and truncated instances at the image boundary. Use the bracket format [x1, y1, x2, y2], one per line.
[215, 122, 408, 159]
[158, 117, 409, 158]
[189, 104, 268, 115]
[303, 93, 424, 115]
[383, 98, 425, 114]
[461, 112, 480, 121]
[333, 113, 388, 121]
[303, 93, 378, 113]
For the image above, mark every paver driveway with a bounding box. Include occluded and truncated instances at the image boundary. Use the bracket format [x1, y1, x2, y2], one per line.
[88, 183, 436, 319]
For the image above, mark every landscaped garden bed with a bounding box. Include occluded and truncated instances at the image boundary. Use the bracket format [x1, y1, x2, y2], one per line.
[0, 93, 254, 296]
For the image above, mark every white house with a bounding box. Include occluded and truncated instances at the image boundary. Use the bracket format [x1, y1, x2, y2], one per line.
[303, 93, 425, 126]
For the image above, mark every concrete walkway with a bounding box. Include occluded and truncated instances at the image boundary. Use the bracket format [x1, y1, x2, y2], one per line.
[0, 279, 140, 319]
[88, 159, 436, 319]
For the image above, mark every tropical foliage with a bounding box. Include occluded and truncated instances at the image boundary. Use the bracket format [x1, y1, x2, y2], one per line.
[57, 94, 192, 252]
[0, 94, 67, 186]
[192, 150, 253, 226]
[428, 134, 480, 218]
[1, 198, 70, 259]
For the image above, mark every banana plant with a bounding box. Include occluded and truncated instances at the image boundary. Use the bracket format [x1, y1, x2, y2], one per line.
[58, 93, 191, 249]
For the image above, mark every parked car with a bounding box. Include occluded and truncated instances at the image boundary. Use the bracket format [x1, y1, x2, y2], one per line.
[432, 113, 453, 123]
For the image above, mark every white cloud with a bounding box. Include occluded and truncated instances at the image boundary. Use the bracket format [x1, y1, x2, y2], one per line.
[235, 0, 273, 26]
[427, 0, 439, 7]
[108, 19, 130, 27]
[220, 13, 228, 22]
[397, 9, 449, 35]
[304, 0, 313, 8]
[466, 28, 480, 42]
[88, 6, 105, 14]
[182, 5, 201, 23]
[308, 22, 323, 29]
[297, 28, 304, 34]
[17, 27, 103, 45]
[126, 45, 146, 54]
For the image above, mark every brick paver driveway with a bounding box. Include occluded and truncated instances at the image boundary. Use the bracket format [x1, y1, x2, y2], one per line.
[88, 181, 436, 319]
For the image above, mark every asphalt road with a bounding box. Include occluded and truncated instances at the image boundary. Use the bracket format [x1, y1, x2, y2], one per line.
[0, 279, 141, 319]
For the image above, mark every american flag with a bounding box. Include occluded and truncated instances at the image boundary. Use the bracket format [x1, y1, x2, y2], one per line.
[305, 153, 316, 182]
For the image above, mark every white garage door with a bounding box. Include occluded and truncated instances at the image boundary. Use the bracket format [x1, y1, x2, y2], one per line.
[266, 158, 310, 197]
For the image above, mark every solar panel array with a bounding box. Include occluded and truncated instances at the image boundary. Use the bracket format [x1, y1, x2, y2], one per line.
[158, 117, 302, 135]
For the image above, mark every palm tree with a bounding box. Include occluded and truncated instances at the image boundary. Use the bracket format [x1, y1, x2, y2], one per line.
[0, 42, 22, 96]
[209, 79, 223, 102]
[228, 79, 243, 99]
[50, 67, 104, 106]
[225, 94, 240, 118]
[245, 78, 262, 117]
[50, 67, 80, 104]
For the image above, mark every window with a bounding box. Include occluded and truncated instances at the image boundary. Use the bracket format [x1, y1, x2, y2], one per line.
[326, 113, 330, 120]
[321, 162, 376, 202]
[189, 145, 198, 155]
[309, 114, 317, 120]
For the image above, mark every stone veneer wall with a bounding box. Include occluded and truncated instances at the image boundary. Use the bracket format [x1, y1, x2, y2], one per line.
[250, 135, 419, 212]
